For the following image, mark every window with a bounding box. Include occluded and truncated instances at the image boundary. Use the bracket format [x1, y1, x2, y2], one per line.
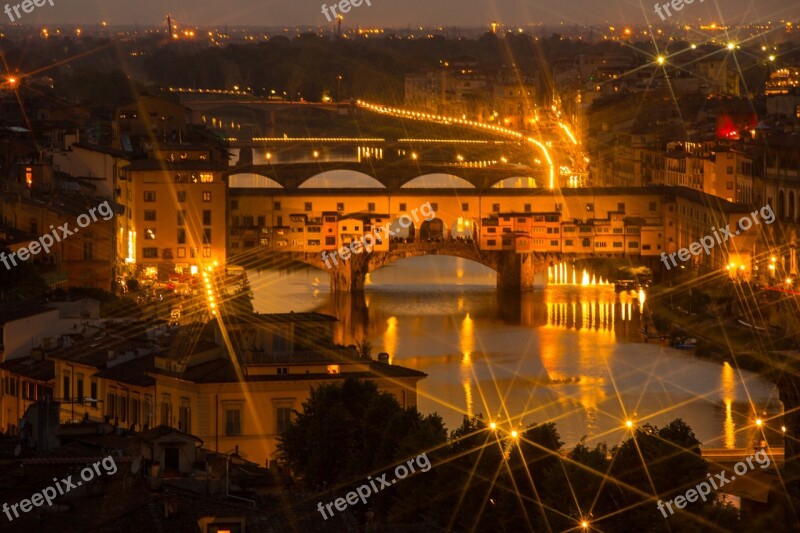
[325, 236, 336, 245]
[90, 382, 98, 407]
[550, 240, 559, 246]
[649, 202, 657, 211]
[203, 228, 212, 244]
[179, 399, 191, 433]
[727, 166, 734, 174]
[76, 375, 84, 401]
[304, 202, 312, 212]
[177, 247, 186, 258]
[596, 241, 607, 248]
[613, 228, 624, 234]
[160, 395, 172, 426]
[492, 203, 500, 212]
[617, 202, 625, 212]
[554, 203, 562, 212]
[368, 202, 375, 212]
[144, 228, 156, 240]
[83, 242, 93, 260]
[202, 191, 212, 202]
[107, 392, 116, 417]
[565, 239, 574, 246]
[257, 216, 265, 226]
[487, 227, 497, 234]
[62, 374, 70, 401]
[462, 203, 469, 211]
[430, 203, 438, 212]
[144, 210, 156, 221]
[131, 397, 140, 425]
[144, 395, 154, 427]
[203, 247, 211, 258]
[277, 367, 288, 375]
[202, 210, 212, 225]
[231, 200, 238, 210]
[628, 241, 639, 248]
[727, 181, 734, 190]
[586, 203, 594, 212]
[177, 228, 186, 244]
[337, 202, 344, 211]
[225, 403, 242, 436]
[274, 201, 281, 210]
[119, 396, 127, 422]
[275, 407, 292, 434]
[399, 203, 406, 211]
[487, 239, 497, 246]
[143, 191, 156, 202]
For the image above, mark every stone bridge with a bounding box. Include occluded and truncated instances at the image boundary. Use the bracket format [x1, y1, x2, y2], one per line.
[235, 242, 570, 292]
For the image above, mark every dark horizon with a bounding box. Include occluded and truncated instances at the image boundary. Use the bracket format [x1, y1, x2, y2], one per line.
[0, 0, 796, 27]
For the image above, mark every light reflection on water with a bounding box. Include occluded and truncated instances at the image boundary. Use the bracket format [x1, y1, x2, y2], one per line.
[248, 257, 781, 449]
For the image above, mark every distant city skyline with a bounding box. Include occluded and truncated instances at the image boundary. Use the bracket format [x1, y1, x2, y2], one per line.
[4, 0, 797, 27]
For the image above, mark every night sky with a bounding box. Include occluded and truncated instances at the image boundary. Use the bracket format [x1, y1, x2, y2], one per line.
[11, 0, 798, 26]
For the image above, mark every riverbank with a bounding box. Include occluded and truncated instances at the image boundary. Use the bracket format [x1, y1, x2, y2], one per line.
[646, 277, 796, 375]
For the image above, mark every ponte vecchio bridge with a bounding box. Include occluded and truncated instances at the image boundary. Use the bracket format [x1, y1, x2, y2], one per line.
[225, 162, 758, 292]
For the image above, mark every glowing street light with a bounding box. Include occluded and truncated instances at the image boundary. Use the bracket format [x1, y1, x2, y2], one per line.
[756, 418, 763, 427]
[489, 422, 497, 430]
[581, 520, 589, 530]
[510, 430, 519, 439]
[626, 420, 634, 428]
[727, 42, 736, 50]
[656, 56, 666, 65]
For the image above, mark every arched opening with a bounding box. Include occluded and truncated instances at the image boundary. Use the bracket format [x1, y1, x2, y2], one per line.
[491, 176, 540, 188]
[299, 170, 385, 188]
[420, 217, 447, 241]
[449, 217, 478, 243]
[789, 191, 796, 224]
[368, 255, 496, 287]
[778, 190, 786, 221]
[228, 173, 283, 188]
[401, 174, 475, 188]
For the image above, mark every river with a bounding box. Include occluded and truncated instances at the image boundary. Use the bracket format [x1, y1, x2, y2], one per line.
[247, 256, 782, 450]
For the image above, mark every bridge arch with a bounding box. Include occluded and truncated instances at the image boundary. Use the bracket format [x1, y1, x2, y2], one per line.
[492, 176, 541, 188]
[228, 173, 283, 188]
[298, 170, 385, 188]
[401, 173, 475, 188]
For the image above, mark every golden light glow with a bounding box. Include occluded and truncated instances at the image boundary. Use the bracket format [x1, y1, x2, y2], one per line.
[657, 56, 665, 65]
[756, 418, 763, 427]
[489, 422, 497, 430]
[510, 430, 519, 439]
[626, 420, 633, 428]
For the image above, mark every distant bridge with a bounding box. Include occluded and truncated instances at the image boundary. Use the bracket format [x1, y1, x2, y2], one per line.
[226, 160, 542, 190]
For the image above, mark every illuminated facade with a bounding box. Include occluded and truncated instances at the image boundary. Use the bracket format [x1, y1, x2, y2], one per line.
[123, 153, 228, 278]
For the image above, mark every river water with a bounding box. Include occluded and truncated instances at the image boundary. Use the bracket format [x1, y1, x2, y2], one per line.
[248, 256, 782, 450]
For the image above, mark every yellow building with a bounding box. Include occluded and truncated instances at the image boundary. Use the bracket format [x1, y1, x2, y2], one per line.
[0, 314, 424, 466]
[123, 157, 228, 278]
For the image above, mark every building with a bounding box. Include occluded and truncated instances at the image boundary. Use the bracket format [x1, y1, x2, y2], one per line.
[0, 313, 425, 466]
[113, 96, 189, 152]
[122, 153, 228, 279]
